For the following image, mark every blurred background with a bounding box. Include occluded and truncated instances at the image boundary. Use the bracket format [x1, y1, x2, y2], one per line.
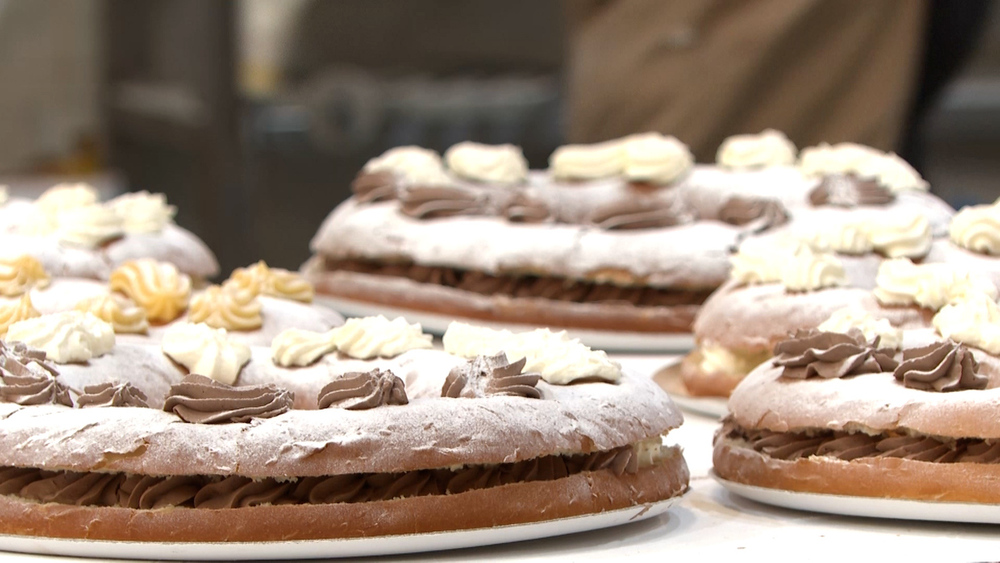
[0, 0, 997, 275]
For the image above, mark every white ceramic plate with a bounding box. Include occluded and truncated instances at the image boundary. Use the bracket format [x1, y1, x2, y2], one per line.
[316, 295, 695, 353]
[713, 471, 1000, 524]
[653, 362, 728, 418]
[0, 498, 679, 561]
[668, 394, 728, 420]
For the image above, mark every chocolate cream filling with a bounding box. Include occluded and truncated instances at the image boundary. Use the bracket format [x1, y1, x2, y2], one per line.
[720, 419, 1000, 464]
[0, 444, 665, 510]
[323, 258, 713, 308]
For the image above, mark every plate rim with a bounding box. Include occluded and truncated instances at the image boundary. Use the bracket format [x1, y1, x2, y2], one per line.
[711, 470, 1000, 524]
[653, 362, 729, 418]
[0, 496, 682, 560]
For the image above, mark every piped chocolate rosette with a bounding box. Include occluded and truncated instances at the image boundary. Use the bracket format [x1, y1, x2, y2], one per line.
[668, 136, 965, 395]
[0, 315, 688, 542]
[304, 135, 805, 338]
[305, 134, 957, 345]
[714, 291, 1000, 503]
[678, 236, 923, 398]
[676, 183, 992, 399]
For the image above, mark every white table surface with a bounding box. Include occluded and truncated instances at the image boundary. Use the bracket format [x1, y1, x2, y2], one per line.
[3, 354, 999, 562]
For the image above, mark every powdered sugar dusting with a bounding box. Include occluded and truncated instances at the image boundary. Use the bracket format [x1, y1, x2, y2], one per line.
[0, 345, 682, 478]
[310, 166, 953, 291]
[729, 329, 1000, 439]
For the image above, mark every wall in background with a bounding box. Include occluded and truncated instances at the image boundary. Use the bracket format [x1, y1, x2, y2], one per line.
[0, 0, 102, 174]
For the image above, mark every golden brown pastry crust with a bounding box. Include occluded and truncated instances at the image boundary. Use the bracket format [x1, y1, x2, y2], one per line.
[306, 268, 699, 334]
[0, 454, 689, 542]
[714, 438, 1000, 503]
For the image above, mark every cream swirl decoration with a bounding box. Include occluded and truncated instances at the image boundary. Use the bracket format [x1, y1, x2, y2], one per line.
[873, 258, 998, 310]
[270, 328, 337, 367]
[362, 146, 451, 185]
[729, 236, 805, 285]
[227, 261, 314, 303]
[933, 293, 1000, 355]
[443, 322, 621, 384]
[716, 129, 797, 169]
[511, 329, 621, 384]
[780, 247, 847, 292]
[74, 293, 149, 334]
[799, 143, 883, 175]
[444, 142, 528, 185]
[109, 259, 192, 323]
[440, 322, 511, 358]
[622, 133, 693, 184]
[161, 322, 251, 385]
[549, 139, 626, 180]
[0, 294, 40, 336]
[54, 204, 124, 248]
[950, 203, 1000, 255]
[880, 259, 950, 308]
[803, 220, 873, 255]
[873, 259, 936, 307]
[855, 152, 929, 193]
[188, 283, 263, 331]
[803, 213, 929, 258]
[21, 183, 99, 236]
[799, 143, 877, 178]
[799, 143, 928, 193]
[698, 343, 772, 377]
[16, 206, 57, 237]
[866, 212, 931, 259]
[108, 191, 176, 233]
[35, 183, 98, 215]
[6, 311, 114, 364]
[818, 307, 903, 349]
[23, 185, 173, 241]
[0, 255, 50, 297]
[331, 316, 432, 359]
